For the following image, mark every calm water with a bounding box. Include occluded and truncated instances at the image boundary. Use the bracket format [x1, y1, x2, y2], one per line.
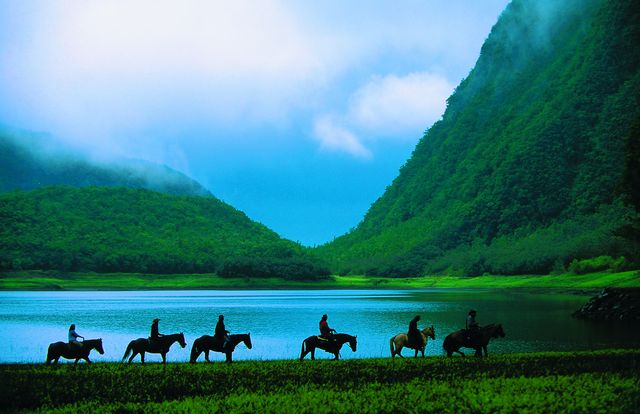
[1, 289, 638, 363]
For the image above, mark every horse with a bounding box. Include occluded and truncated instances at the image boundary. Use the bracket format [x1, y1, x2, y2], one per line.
[121, 332, 186, 364]
[443, 323, 505, 357]
[190, 333, 252, 363]
[300, 333, 357, 361]
[390, 326, 435, 358]
[46, 338, 104, 364]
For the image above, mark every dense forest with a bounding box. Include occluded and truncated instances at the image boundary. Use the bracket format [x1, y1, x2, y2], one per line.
[0, 128, 210, 197]
[318, 0, 640, 276]
[0, 186, 329, 279]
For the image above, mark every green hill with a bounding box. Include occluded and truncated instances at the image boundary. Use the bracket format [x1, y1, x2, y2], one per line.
[318, 0, 640, 276]
[0, 128, 210, 196]
[0, 186, 329, 279]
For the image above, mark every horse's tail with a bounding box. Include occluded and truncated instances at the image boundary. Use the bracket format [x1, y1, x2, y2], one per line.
[45, 344, 53, 364]
[389, 335, 396, 357]
[300, 339, 306, 361]
[190, 338, 200, 363]
[121, 341, 133, 362]
[442, 335, 453, 355]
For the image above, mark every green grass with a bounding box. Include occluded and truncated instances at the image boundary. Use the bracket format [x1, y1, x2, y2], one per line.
[1, 270, 639, 291]
[1, 350, 638, 413]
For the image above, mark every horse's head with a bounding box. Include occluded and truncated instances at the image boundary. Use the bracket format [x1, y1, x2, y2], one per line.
[422, 326, 436, 340]
[348, 335, 357, 352]
[493, 324, 505, 338]
[96, 338, 105, 355]
[179, 333, 187, 348]
[243, 333, 253, 349]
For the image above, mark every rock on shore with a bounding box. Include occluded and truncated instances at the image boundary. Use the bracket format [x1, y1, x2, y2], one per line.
[573, 288, 640, 321]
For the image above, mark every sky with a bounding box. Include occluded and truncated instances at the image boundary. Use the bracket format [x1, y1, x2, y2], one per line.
[0, 0, 510, 246]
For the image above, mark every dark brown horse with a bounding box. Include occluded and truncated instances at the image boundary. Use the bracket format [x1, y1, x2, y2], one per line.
[46, 338, 104, 364]
[300, 333, 357, 361]
[390, 326, 435, 358]
[122, 332, 186, 364]
[443, 324, 505, 357]
[189, 333, 252, 363]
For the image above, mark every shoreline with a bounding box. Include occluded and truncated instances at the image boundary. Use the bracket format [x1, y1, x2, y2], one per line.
[1, 270, 638, 291]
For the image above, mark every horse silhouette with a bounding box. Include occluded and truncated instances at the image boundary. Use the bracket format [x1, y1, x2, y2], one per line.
[390, 326, 435, 358]
[122, 332, 186, 364]
[300, 333, 357, 361]
[46, 338, 104, 364]
[443, 323, 505, 357]
[190, 333, 252, 363]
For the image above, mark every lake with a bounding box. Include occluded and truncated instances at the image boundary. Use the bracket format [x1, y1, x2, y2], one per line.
[1, 289, 638, 363]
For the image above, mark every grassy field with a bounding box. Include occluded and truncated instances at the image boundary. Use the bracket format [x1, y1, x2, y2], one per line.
[1, 349, 638, 413]
[1, 270, 639, 291]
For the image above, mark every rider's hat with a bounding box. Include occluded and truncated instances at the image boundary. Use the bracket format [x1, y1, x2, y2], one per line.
[468, 309, 476, 314]
[153, 318, 160, 322]
[322, 314, 328, 319]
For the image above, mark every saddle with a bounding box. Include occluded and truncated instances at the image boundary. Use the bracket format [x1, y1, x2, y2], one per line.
[316, 336, 334, 342]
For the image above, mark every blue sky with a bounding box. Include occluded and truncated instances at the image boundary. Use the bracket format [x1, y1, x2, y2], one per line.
[0, 0, 509, 246]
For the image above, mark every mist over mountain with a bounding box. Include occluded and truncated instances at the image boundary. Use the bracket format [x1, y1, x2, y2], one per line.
[0, 128, 210, 197]
[318, 0, 640, 276]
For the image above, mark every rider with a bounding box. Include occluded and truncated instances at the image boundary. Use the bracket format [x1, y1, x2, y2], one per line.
[150, 318, 164, 342]
[319, 314, 336, 341]
[215, 314, 230, 349]
[465, 309, 479, 341]
[68, 324, 84, 349]
[408, 315, 422, 348]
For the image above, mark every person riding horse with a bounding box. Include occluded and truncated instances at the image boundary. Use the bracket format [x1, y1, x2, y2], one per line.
[319, 314, 336, 342]
[215, 314, 230, 349]
[68, 324, 84, 349]
[407, 315, 421, 348]
[465, 309, 479, 341]
[150, 318, 164, 344]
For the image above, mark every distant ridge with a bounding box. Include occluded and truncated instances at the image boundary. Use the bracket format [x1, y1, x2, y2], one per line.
[0, 186, 329, 279]
[318, 0, 640, 276]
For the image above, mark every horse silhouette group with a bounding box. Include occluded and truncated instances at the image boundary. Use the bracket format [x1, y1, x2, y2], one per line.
[45, 322, 505, 364]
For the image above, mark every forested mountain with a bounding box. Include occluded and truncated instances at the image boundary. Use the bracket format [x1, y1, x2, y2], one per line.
[0, 186, 329, 279]
[0, 128, 210, 196]
[318, 0, 640, 276]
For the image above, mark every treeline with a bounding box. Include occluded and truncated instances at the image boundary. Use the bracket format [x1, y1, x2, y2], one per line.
[318, 0, 640, 276]
[0, 186, 329, 280]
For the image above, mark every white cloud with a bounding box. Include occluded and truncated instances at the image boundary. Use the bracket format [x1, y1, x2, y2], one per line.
[349, 72, 454, 134]
[0, 0, 508, 161]
[313, 115, 372, 159]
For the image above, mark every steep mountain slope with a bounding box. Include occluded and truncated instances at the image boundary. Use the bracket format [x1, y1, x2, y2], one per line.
[0, 186, 329, 279]
[0, 128, 209, 196]
[318, 0, 640, 276]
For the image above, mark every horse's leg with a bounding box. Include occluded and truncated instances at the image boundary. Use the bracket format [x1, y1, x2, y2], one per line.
[128, 351, 136, 363]
[414, 348, 418, 358]
[161, 353, 166, 364]
[140, 352, 145, 364]
[397, 345, 404, 358]
[483, 345, 488, 357]
[310, 347, 315, 360]
[474, 347, 482, 357]
[226, 352, 232, 363]
[205, 350, 210, 363]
